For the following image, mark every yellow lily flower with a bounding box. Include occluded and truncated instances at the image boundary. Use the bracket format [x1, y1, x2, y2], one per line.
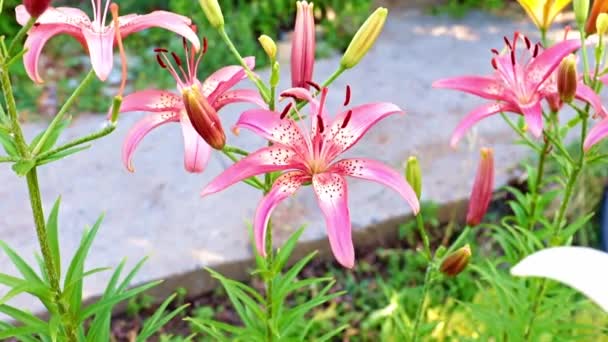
[517, 0, 572, 30]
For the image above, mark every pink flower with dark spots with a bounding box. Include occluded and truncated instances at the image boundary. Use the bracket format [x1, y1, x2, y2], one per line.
[201, 85, 420, 268]
[115, 39, 265, 173]
[433, 32, 585, 146]
[16, 0, 200, 82]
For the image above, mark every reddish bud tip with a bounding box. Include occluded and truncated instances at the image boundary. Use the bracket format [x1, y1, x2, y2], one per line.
[557, 54, 578, 103]
[466, 148, 494, 226]
[280, 102, 293, 119]
[183, 87, 226, 150]
[23, 0, 51, 18]
[344, 85, 352, 106]
[440, 245, 472, 277]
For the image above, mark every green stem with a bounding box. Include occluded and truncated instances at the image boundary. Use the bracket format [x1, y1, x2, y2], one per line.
[7, 17, 35, 56]
[32, 70, 96, 156]
[540, 28, 547, 47]
[265, 220, 274, 342]
[527, 138, 550, 229]
[416, 213, 431, 260]
[412, 262, 434, 342]
[1, 57, 28, 154]
[523, 279, 548, 341]
[500, 113, 541, 153]
[580, 27, 591, 85]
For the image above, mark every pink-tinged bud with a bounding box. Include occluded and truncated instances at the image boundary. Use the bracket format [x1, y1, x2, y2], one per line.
[182, 86, 225, 150]
[291, 1, 315, 89]
[557, 54, 578, 103]
[23, 0, 51, 17]
[440, 244, 472, 277]
[466, 148, 494, 226]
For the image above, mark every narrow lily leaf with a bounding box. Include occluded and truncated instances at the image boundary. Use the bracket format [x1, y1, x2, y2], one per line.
[46, 197, 61, 279]
[49, 314, 60, 342]
[273, 226, 305, 273]
[117, 257, 148, 293]
[38, 145, 91, 166]
[0, 129, 18, 157]
[0, 273, 25, 287]
[511, 246, 608, 312]
[316, 324, 349, 342]
[80, 280, 163, 320]
[137, 294, 190, 341]
[0, 281, 51, 306]
[0, 304, 47, 331]
[0, 326, 41, 340]
[38, 117, 72, 153]
[0, 240, 43, 283]
[63, 267, 111, 295]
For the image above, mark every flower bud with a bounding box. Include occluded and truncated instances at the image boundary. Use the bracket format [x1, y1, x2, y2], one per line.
[271, 61, 280, 87]
[405, 156, 422, 199]
[258, 35, 277, 60]
[597, 13, 608, 35]
[586, 0, 608, 34]
[440, 244, 472, 277]
[466, 148, 494, 226]
[574, 0, 590, 27]
[557, 54, 578, 103]
[341, 7, 388, 69]
[182, 86, 226, 150]
[23, 0, 51, 17]
[199, 0, 224, 29]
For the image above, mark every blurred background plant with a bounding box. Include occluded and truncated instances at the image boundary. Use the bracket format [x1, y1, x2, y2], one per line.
[0, 0, 371, 118]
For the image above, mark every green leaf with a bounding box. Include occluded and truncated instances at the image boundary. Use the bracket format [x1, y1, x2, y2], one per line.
[137, 294, 190, 341]
[0, 325, 41, 340]
[116, 257, 148, 293]
[38, 117, 72, 153]
[0, 240, 43, 283]
[0, 305, 47, 331]
[11, 159, 35, 176]
[79, 280, 162, 320]
[0, 129, 18, 157]
[316, 324, 349, 342]
[46, 197, 61, 279]
[38, 145, 91, 165]
[273, 226, 305, 273]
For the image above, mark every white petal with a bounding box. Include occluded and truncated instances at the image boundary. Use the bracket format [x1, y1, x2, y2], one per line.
[511, 247, 608, 312]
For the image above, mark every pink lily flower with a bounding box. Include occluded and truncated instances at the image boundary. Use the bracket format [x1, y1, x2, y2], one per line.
[291, 1, 315, 89]
[115, 40, 265, 173]
[201, 85, 420, 268]
[16, 0, 200, 82]
[433, 32, 585, 146]
[584, 74, 608, 151]
[466, 148, 494, 226]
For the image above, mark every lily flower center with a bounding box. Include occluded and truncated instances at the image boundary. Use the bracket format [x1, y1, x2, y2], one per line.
[90, 0, 112, 32]
[154, 36, 208, 94]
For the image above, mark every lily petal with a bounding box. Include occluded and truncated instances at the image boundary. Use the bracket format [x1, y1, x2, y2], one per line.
[213, 89, 267, 111]
[584, 118, 608, 151]
[202, 57, 256, 102]
[330, 158, 420, 214]
[16, 5, 91, 26]
[122, 112, 179, 172]
[118, 11, 200, 51]
[116, 90, 183, 117]
[82, 28, 116, 81]
[520, 101, 544, 137]
[451, 102, 519, 147]
[324, 103, 402, 159]
[201, 145, 303, 197]
[526, 39, 581, 92]
[254, 171, 308, 256]
[279, 87, 319, 114]
[575, 83, 607, 119]
[180, 114, 212, 173]
[511, 246, 608, 312]
[22, 24, 84, 83]
[234, 109, 308, 153]
[313, 173, 354, 268]
[432, 76, 506, 101]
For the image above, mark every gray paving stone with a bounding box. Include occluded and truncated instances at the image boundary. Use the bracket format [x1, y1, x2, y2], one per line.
[0, 10, 548, 314]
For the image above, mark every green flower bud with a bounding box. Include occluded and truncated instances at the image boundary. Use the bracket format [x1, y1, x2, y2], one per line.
[405, 156, 422, 199]
[597, 13, 608, 35]
[340, 7, 388, 69]
[271, 61, 280, 87]
[199, 0, 224, 29]
[574, 0, 590, 27]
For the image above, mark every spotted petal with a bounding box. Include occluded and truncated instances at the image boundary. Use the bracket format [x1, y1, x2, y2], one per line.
[122, 112, 179, 172]
[331, 158, 420, 214]
[511, 246, 608, 312]
[313, 173, 354, 268]
[584, 118, 608, 151]
[525, 39, 582, 92]
[118, 11, 200, 51]
[180, 114, 212, 173]
[213, 89, 267, 111]
[324, 103, 402, 160]
[116, 90, 183, 117]
[451, 102, 519, 147]
[201, 145, 303, 197]
[254, 171, 308, 256]
[432, 76, 506, 101]
[16, 5, 91, 26]
[202, 57, 256, 102]
[234, 109, 308, 153]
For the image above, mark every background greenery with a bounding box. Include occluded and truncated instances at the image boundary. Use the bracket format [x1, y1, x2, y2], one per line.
[0, 0, 372, 117]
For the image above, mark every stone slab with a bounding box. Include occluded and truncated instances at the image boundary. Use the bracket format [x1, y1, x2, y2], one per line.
[0, 10, 544, 314]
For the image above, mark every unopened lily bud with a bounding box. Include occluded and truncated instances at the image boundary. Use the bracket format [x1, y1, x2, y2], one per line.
[341, 7, 388, 69]
[440, 244, 472, 277]
[182, 86, 226, 150]
[405, 156, 422, 199]
[271, 61, 280, 87]
[597, 13, 608, 35]
[199, 0, 224, 29]
[557, 55, 578, 103]
[23, 0, 51, 17]
[574, 0, 590, 27]
[466, 148, 494, 226]
[258, 35, 277, 60]
[586, 0, 608, 34]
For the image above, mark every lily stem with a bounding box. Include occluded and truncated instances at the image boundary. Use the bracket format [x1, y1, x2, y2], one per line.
[528, 137, 550, 230]
[7, 17, 35, 57]
[412, 210, 433, 341]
